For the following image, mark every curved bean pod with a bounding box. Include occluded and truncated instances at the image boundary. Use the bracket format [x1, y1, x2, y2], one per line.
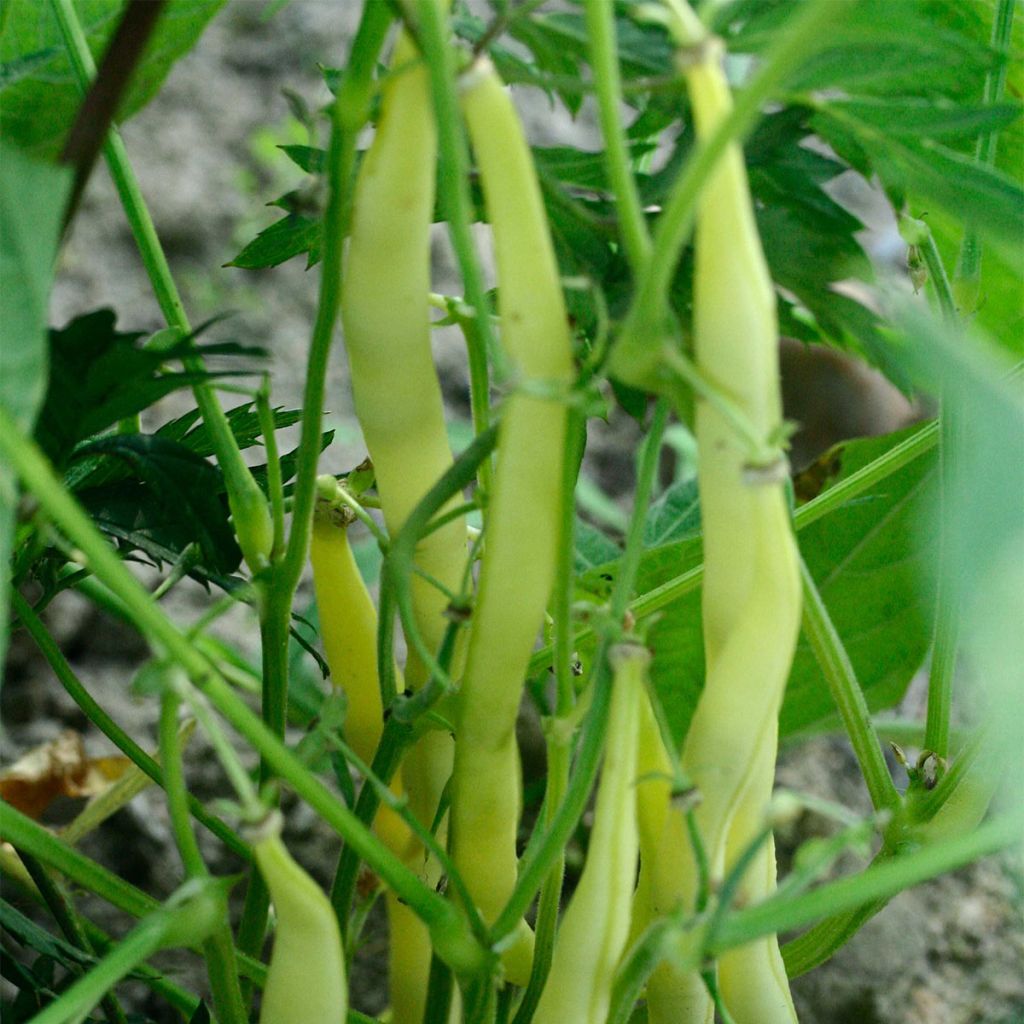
[253, 814, 347, 1024]
[452, 57, 574, 971]
[533, 645, 647, 1024]
[646, 30, 801, 1024]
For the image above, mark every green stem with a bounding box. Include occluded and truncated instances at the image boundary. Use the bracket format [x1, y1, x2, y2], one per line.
[158, 693, 208, 879]
[584, 0, 652, 270]
[610, 0, 838, 382]
[158, 691, 249, 1024]
[527, 416, 940, 676]
[554, 411, 586, 714]
[50, 0, 271, 574]
[781, 897, 887, 978]
[714, 812, 1023, 956]
[329, 716, 414, 936]
[79, 919, 202, 1019]
[20, 854, 129, 1024]
[29, 916, 172, 1024]
[491, 402, 669, 942]
[908, 220, 959, 759]
[954, 0, 1016, 302]
[607, 914, 687, 1024]
[26, 880, 226, 1024]
[2, 801, 269, 989]
[800, 559, 901, 812]
[417, 0, 495, 492]
[10, 591, 249, 861]
[911, 223, 958, 324]
[0, 409, 482, 972]
[256, 384, 287, 561]
[924, 557, 959, 760]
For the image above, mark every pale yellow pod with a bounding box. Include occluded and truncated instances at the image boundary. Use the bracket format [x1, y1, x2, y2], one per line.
[254, 823, 347, 1024]
[340, 26, 462, 1023]
[451, 57, 574, 955]
[646, 30, 801, 1024]
[309, 505, 410, 857]
[340, 30, 466, 686]
[533, 646, 647, 1024]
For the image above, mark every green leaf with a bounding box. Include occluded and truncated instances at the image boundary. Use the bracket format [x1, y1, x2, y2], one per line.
[0, 0, 226, 157]
[574, 519, 622, 573]
[158, 401, 302, 457]
[782, 429, 937, 737]
[813, 108, 1024, 261]
[586, 427, 937, 748]
[34, 309, 231, 468]
[225, 213, 321, 270]
[278, 143, 325, 174]
[823, 96, 1021, 141]
[642, 477, 701, 548]
[72, 434, 242, 576]
[0, 140, 70, 686]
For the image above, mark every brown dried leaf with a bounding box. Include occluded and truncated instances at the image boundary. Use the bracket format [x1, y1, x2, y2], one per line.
[0, 731, 131, 819]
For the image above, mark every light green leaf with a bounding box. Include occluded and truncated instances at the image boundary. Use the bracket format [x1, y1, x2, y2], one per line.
[585, 428, 938, 748]
[0, 141, 71, 687]
[882, 305, 1024, 806]
[0, 0, 226, 157]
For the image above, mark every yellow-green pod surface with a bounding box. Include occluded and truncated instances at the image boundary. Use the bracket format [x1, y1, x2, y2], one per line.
[340, 30, 465, 688]
[533, 645, 646, 1024]
[310, 504, 383, 767]
[718, 734, 796, 1022]
[452, 58, 574, 948]
[646, 36, 801, 1024]
[340, 27, 461, 1023]
[254, 821, 347, 1024]
[309, 501, 410, 856]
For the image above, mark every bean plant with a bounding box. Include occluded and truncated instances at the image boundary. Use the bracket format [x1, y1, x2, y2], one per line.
[1, 1, 1022, 1022]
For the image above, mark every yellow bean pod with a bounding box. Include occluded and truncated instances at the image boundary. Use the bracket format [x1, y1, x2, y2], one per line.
[252, 814, 347, 1024]
[309, 499, 409, 856]
[533, 645, 647, 1024]
[340, 27, 462, 1023]
[645, 32, 801, 1024]
[452, 57, 574, 961]
[341, 30, 466, 690]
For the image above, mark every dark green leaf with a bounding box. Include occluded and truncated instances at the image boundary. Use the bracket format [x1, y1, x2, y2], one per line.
[160, 402, 302, 457]
[226, 213, 321, 270]
[0, 0, 227, 157]
[278, 143, 325, 174]
[73, 434, 242, 575]
[33, 310, 223, 467]
[534, 142, 654, 193]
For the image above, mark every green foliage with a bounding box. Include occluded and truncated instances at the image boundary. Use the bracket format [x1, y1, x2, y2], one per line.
[0, 141, 70, 680]
[0, 0, 226, 157]
[581, 426, 938, 748]
[3, 1, 1024, 1021]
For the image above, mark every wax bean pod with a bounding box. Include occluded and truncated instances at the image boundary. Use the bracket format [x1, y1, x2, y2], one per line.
[252, 814, 347, 1024]
[533, 645, 647, 1024]
[309, 499, 409, 855]
[340, 26, 462, 1023]
[452, 57, 575, 973]
[646, 30, 801, 1024]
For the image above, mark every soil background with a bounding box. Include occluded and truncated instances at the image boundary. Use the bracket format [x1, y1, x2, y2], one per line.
[3, 3, 1023, 1023]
